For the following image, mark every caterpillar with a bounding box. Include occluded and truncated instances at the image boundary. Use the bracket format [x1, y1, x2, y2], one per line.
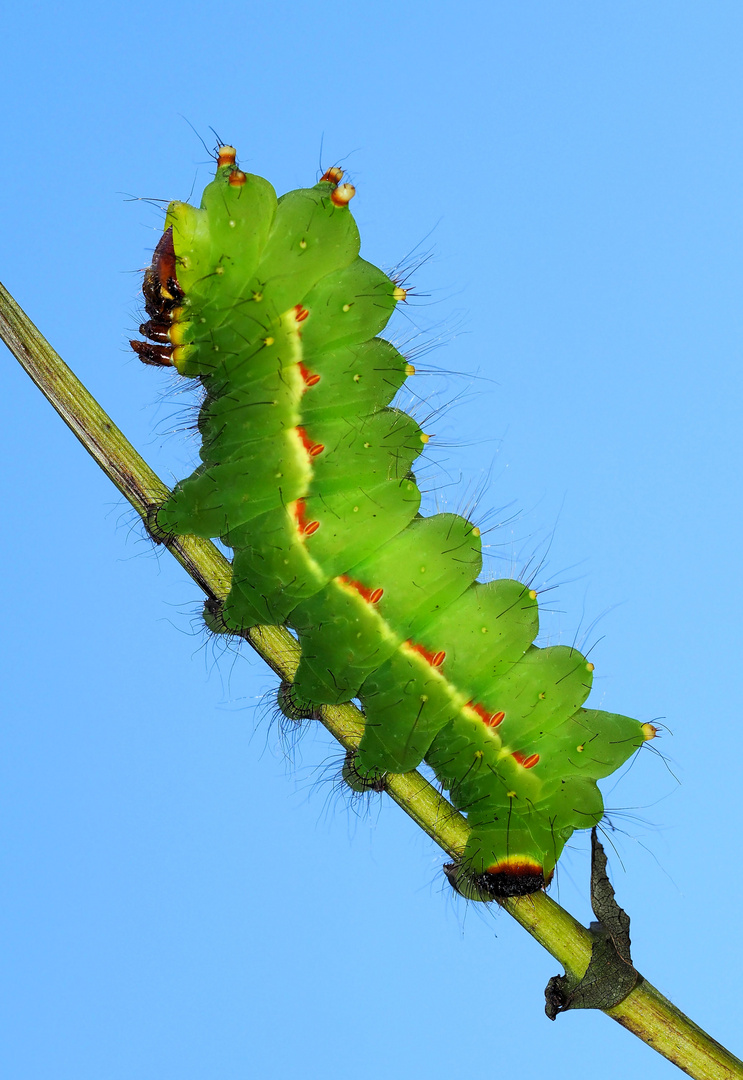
[131, 146, 655, 900]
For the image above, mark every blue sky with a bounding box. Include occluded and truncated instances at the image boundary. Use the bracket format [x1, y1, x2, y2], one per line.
[2, 2, 742, 1077]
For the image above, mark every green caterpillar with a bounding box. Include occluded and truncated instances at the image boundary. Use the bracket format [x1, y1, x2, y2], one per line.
[132, 147, 655, 900]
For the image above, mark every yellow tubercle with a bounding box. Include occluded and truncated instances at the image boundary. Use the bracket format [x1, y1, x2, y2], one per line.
[393, 286, 407, 302]
[321, 166, 344, 184]
[169, 321, 189, 346]
[217, 146, 237, 167]
[172, 345, 190, 372]
[642, 723, 658, 741]
[331, 183, 355, 207]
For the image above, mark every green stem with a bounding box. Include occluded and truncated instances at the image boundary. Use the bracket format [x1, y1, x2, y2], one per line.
[2, 279, 740, 1080]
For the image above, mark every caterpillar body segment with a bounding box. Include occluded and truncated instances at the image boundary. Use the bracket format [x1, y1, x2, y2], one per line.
[132, 148, 653, 897]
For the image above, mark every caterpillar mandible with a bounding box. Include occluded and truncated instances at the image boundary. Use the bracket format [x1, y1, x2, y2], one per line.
[131, 147, 655, 900]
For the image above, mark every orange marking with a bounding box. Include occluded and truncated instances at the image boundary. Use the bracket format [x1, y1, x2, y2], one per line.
[339, 575, 384, 605]
[512, 751, 540, 769]
[406, 641, 446, 668]
[298, 362, 321, 388]
[293, 499, 320, 536]
[294, 303, 309, 322]
[467, 702, 505, 728]
[486, 858, 543, 877]
[296, 426, 324, 457]
[228, 170, 246, 187]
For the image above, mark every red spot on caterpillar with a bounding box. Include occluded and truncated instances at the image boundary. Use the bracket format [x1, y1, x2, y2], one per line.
[467, 702, 505, 728]
[218, 146, 237, 167]
[293, 499, 320, 536]
[512, 751, 540, 769]
[298, 362, 321, 388]
[338, 575, 384, 605]
[228, 170, 246, 187]
[406, 641, 446, 668]
[296, 426, 325, 457]
[321, 166, 344, 184]
[129, 339, 174, 367]
[294, 304, 309, 322]
[331, 183, 355, 207]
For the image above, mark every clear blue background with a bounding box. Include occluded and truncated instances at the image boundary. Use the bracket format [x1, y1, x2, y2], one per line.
[2, 3, 741, 1077]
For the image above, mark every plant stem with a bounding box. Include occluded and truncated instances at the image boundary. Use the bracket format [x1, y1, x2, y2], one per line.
[2, 279, 741, 1080]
